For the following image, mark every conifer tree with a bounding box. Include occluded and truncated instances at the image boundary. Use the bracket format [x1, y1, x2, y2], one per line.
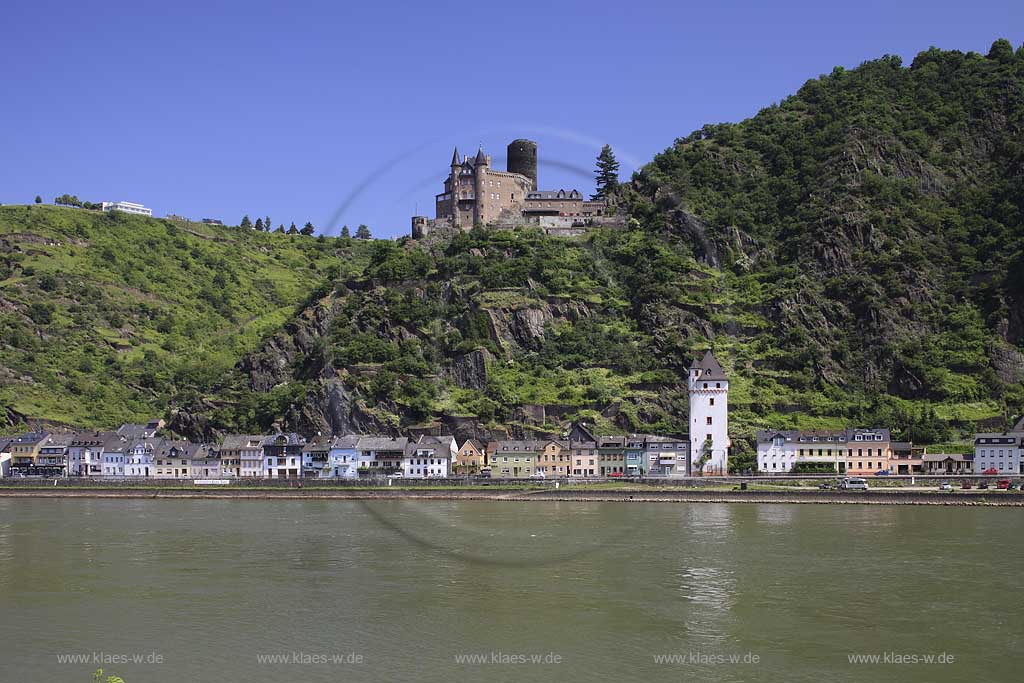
[240, 215, 252, 229]
[355, 224, 371, 240]
[592, 144, 620, 200]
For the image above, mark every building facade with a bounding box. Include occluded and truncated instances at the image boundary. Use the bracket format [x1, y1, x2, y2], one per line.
[415, 139, 606, 234]
[974, 432, 1024, 474]
[756, 429, 892, 475]
[689, 351, 730, 475]
[101, 201, 152, 217]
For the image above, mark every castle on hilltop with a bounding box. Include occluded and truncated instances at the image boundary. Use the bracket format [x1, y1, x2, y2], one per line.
[411, 139, 615, 238]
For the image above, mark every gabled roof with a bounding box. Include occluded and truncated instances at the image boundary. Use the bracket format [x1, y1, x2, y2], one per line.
[330, 435, 360, 450]
[10, 432, 49, 446]
[690, 350, 727, 381]
[70, 431, 115, 447]
[922, 452, 973, 462]
[220, 434, 267, 450]
[459, 439, 484, 453]
[356, 436, 408, 452]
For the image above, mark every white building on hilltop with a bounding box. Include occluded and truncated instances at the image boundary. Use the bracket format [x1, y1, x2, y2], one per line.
[102, 201, 152, 217]
[688, 350, 730, 475]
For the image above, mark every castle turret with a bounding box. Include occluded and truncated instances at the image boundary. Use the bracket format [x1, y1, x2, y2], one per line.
[473, 146, 488, 225]
[688, 350, 730, 476]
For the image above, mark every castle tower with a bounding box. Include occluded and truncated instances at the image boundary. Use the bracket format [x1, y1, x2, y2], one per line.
[688, 350, 730, 476]
[507, 139, 538, 191]
[473, 146, 488, 225]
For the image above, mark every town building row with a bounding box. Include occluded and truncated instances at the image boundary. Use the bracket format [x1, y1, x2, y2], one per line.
[755, 416, 1024, 476]
[0, 423, 694, 480]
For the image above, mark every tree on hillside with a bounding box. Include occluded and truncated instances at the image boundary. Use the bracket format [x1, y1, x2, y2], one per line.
[34, 195, 42, 204]
[592, 144, 620, 200]
[987, 38, 1015, 63]
[300, 222, 315, 236]
[355, 224, 371, 240]
[275, 224, 285, 234]
[287, 223, 298, 235]
[240, 215, 252, 229]
[264, 216, 272, 232]
[340, 225, 351, 239]
[254, 217, 264, 231]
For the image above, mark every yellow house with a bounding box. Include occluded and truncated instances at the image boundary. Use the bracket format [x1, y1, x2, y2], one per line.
[535, 440, 570, 477]
[455, 439, 485, 474]
[8, 432, 49, 475]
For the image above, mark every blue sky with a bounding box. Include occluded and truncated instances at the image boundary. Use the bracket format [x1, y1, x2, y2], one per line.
[2, 0, 1021, 237]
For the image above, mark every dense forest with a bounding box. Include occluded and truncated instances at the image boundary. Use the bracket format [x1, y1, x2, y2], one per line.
[1, 41, 1022, 466]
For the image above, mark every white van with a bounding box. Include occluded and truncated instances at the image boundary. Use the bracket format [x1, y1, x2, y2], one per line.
[839, 477, 869, 491]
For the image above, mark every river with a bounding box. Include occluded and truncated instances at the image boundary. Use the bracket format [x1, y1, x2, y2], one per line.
[0, 499, 1021, 682]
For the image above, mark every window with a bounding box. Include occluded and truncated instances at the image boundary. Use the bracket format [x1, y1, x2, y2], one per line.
[706, 417, 713, 425]
[709, 398, 715, 406]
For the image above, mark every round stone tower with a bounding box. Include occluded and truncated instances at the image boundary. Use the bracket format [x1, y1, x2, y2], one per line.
[507, 139, 538, 191]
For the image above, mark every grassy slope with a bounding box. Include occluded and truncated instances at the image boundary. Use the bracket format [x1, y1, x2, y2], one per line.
[0, 205, 367, 429]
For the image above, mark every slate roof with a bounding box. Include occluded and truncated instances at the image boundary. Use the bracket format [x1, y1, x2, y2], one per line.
[690, 350, 728, 381]
[922, 452, 973, 462]
[356, 436, 408, 452]
[220, 434, 266, 450]
[330, 436, 360, 450]
[756, 428, 891, 443]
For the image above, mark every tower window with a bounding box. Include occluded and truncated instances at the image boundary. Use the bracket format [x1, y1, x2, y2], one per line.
[716, 383, 721, 388]
[709, 398, 715, 406]
[706, 417, 713, 425]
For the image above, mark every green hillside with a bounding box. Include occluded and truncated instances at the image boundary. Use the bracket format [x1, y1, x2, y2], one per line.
[0, 205, 374, 427]
[2, 41, 1023, 463]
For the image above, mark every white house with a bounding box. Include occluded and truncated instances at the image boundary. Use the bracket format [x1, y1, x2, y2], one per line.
[355, 436, 407, 477]
[301, 440, 332, 478]
[328, 436, 361, 479]
[0, 439, 11, 478]
[101, 434, 128, 476]
[262, 433, 304, 479]
[102, 201, 152, 217]
[974, 431, 1024, 475]
[688, 351, 730, 475]
[68, 432, 111, 477]
[125, 439, 157, 477]
[402, 435, 455, 478]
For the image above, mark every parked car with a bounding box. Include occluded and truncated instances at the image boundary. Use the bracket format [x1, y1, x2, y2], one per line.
[1008, 482, 1020, 490]
[978, 481, 989, 489]
[839, 478, 869, 491]
[874, 470, 890, 476]
[390, 472, 404, 479]
[608, 472, 624, 478]
[961, 481, 973, 489]
[818, 481, 836, 490]
[939, 482, 953, 491]
[982, 468, 999, 475]
[996, 479, 1011, 490]
[532, 471, 545, 479]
